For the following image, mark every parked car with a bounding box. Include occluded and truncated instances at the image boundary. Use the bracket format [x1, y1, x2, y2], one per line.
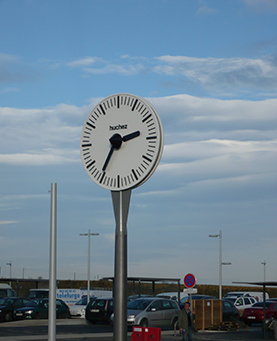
[179, 295, 217, 309]
[156, 292, 187, 301]
[28, 289, 49, 299]
[13, 298, 70, 320]
[85, 298, 114, 324]
[0, 284, 17, 298]
[222, 299, 240, 321]
[0, 297, 31, 322]
[70, 296, 96, 318]
[224, 296, 257, 316]
[128, 294, 152, 302]
[241, 301, 277, 326]
[110, 297, 180, 329]
[224, 291, 269, 302]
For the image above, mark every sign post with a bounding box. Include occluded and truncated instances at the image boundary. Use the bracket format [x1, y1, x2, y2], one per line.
[184, 273, 196, 308]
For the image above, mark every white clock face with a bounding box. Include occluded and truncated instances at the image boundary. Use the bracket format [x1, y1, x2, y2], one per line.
[80, 93, 163, 191]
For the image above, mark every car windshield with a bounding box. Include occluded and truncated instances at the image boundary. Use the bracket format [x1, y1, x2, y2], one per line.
[0, 298, 12, 306]
[76, 297, 88, 305]
[28, 299, 42, 307]
[225, 298, 236, 303]
[127, 299, 153, 310]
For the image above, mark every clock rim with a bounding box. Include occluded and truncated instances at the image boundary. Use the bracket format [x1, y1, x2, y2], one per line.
[80, 93, 164, 191]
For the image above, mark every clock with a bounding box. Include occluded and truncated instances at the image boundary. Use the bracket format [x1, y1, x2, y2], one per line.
[80, 93, 164, 191]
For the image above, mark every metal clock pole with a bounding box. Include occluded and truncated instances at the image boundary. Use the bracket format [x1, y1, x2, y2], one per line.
[111, 189, 131, 341]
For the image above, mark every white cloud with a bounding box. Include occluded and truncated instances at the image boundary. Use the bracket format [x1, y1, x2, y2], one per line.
[64, 54, 277, 96]
[0, 221, 19, 225]
[243, 0, 277, 12]
[0, 150, 80, 165]
[67, 57, 102, 67]
[84, 64, 145, 75]
[154, 56, 277, 92]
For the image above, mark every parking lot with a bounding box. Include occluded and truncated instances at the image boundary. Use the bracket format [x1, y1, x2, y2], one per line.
[0, 318, 274, 341]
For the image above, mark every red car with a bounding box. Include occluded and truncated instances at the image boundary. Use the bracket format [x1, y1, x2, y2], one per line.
[241, 301, 277, 326]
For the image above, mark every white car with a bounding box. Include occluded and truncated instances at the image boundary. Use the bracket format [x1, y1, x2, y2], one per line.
[69, 296, 96, 318]
[224, 296, 257, 316]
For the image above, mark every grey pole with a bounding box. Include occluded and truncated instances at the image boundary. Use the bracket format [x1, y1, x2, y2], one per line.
[6, 262, 12, 279]
[48, 183, 57, 341]
[209, 230, 222, 300]
[80, 230, 99, 305]
[261, 260, 266, 282]
[88, 229, 91, 304]
[219, 230, 222, 300]
[111, 190, 131, 341]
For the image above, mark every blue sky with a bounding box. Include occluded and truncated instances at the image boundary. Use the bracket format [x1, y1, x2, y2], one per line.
[0, 0, 277, 288]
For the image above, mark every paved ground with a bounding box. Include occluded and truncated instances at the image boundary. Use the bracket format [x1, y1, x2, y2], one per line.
[1, 330, 272, 341]
[0, 319, 276, 341]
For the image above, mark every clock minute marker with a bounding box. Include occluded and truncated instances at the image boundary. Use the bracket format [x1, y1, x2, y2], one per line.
[143, 155, 152, 163]
[86, 160, 95, 169]
[131, 99, 138, 111]
[99, 172, 106, 184]
[99, 104, 106, 115]
[86, 122, 95, 129]
[131, 169, 138, 181]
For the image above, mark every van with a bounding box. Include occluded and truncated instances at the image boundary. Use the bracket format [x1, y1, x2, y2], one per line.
[28, 289, 49, 299]
[0, 283, 16, 298]
[224, 291, 269, 302]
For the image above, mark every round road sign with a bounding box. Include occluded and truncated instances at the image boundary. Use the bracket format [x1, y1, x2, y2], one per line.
[184, 273, 196, 288]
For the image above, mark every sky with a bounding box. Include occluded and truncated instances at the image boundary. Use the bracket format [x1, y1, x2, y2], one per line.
[0, 0, 277, 289]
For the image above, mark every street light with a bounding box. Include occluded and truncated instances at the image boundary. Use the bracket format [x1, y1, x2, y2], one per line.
[261, 260, 266, 282]
[79, 230, 99, 305]
[209, 230, 231, 300]
[6, 261, 12, 278]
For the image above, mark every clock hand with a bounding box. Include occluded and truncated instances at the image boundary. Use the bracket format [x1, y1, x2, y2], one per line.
[102, 146, 115, 172]
[102, 133, 123, 172]
[122, 130, 140, 142]
[102, 132, 140, 171]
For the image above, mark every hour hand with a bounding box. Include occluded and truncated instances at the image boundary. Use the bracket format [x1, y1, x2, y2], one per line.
[122, 131, 140, 142]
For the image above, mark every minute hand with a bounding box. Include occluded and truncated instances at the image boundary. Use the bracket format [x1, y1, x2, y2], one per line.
[122, 131, 140, 142]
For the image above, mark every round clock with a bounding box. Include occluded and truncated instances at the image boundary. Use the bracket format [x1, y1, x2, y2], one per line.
[80, 93, 164, 191]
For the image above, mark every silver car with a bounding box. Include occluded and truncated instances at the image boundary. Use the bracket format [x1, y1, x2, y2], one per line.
[110, 297, 180, 329]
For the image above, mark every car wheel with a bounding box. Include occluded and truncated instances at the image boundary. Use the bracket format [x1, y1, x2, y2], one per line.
[5, 311, 12, 322]
[140, 318, 148, 327]
[87, 319, 96, 325]
[171, 317, 178, 330]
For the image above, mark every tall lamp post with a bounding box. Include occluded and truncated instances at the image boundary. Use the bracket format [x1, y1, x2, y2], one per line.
[209, 230, 231, 299]
[6, 261, 12, 278]
[80, 230, 99, 305]
[261, 260, 266, 282]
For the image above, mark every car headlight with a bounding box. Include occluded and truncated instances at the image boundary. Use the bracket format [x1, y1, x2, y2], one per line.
[128, 314, 136, 318]
[0, 310, 2, 313]
[25, 310, 34, 314]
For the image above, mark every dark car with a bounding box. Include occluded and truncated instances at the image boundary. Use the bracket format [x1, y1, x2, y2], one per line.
[0, 297, 31, 322]
[241, 301, 277, 326]
[222, 299, 240, 321]
[13, 298, 70, 320]
[180, 295, 217, 309]
[85, 298, 114, 324]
